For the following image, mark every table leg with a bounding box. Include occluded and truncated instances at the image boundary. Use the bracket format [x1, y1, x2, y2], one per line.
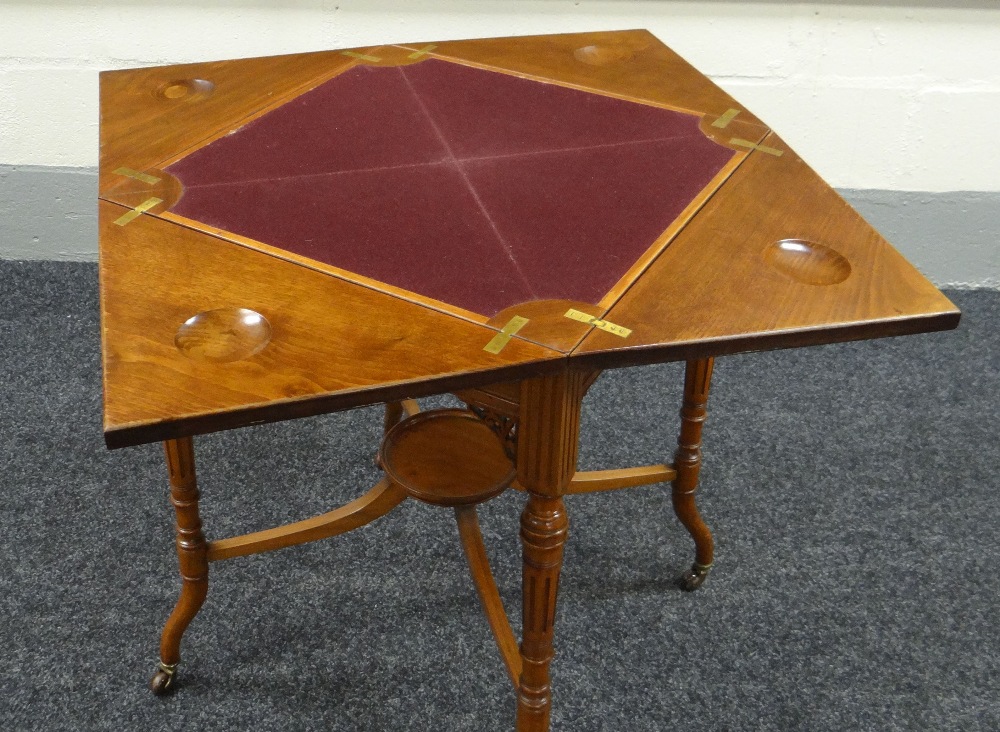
[383, 401, 405, 434]
[515, 371, 591, 731]
[150, 436, 209, 694]
[517, 493, 568, 730]
[672, 358, 716, 591]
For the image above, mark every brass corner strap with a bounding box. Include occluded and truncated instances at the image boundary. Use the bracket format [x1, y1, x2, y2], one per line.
[731, 138, 784, 157]
[407, 44, 438, 60]
[341, 50, 382, 63]
[113, 197, 164, 227]
[712, 108, 740, 129]
[114, 167, 161, 185]
[483, 316, 529, 354]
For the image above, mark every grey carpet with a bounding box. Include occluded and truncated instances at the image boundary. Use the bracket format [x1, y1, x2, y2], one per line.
[1, 260, 997, 731]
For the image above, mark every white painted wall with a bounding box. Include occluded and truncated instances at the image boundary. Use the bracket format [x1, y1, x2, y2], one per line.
[1, 1, 999, 192]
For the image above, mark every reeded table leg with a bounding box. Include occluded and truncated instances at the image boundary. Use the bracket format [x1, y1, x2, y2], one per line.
[672, 358, 716, 591]
[151, 436, 209, 694]
[515, 370, 592, 731]
[518, 493, 568, 729]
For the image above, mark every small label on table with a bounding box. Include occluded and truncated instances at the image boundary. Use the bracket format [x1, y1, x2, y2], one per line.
[564, 309, 632, 338]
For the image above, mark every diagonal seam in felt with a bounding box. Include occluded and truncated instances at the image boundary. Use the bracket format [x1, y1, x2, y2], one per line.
[396, 65, 538, 299]
[180, 133, 705, 192]
[180, 159, 452, 191]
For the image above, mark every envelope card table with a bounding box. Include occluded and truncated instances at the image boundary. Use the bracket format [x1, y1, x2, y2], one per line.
[98, 30, 960, 731]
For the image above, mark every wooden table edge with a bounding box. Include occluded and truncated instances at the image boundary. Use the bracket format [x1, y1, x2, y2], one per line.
[568, 309, 962, 371]
[102, 354, 569, 450]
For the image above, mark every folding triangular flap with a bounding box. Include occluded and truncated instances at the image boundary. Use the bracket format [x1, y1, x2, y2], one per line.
[99, 47, 376, 191]
[165, 63, 450, 187]
[397, 56, 719, 156]
[460, 136, 737, 304]
[573, 134, 960, 367]
[99, 201, 562, 448]
[396, 29, 770, 126]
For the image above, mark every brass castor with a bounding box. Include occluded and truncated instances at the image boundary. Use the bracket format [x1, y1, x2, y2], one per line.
[679, 562, 712, 591]
[149, 662, 178, 695]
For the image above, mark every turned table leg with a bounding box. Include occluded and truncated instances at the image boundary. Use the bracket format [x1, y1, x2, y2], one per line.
[383, 401, 405, 435]
[672, 358, 716, 591]
[151, 436, 209, 694]
[518, 493, 568, 729]
[515, 370, 591, 731]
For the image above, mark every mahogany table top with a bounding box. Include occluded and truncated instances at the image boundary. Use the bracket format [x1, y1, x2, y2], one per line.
[98, 29, 960, 448]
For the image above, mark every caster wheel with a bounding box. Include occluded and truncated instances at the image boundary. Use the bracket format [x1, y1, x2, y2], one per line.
[149, 664, 177, 695]
[679, 563, 711, 592]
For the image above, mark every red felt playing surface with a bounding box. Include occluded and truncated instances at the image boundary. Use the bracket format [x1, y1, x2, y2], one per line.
[167, 58, 735, 317]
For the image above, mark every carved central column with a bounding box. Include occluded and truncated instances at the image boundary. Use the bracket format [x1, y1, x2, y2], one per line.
[514, 369, 592, 731]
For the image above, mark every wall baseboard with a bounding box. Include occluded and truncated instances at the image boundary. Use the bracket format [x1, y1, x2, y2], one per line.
[1, 165, 98, 261]
[842, 189, 999, 290]
[2, 164, 997, 288]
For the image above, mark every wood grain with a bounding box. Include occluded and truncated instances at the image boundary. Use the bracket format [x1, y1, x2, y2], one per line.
[148, 208, 497, 328]
[574, 133, 961, 368]
[379, 410, 515, 506]
[102, 168, 185, 213]
[395, 30, 768, 124]
[99, 50, 508, 328]
[454, 381, 522, 419]
[514, 370, 594, 730]
[99, 49, 373, 191]
[595, 142, 760, 310]
[567, 465, 676, 494]
[485, 300, 600, 354]
[158, 438, 208, 670]
[100, 31, 963, 729]
[672, 359, 716, 589]
[516, 370, 594, 495]
[455, 505, 522, 686]
[517, 492, 568, 732]
[99, 200, 563, 448]
[100, 32, 763, 332]
[206, 478, 406, 561]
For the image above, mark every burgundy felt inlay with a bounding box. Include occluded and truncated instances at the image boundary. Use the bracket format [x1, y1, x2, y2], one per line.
[167, 58, 736, 317]
[401, 58, 705, 159]
[170, 164, 533, 315]
[462, 137, 735, 304]
[168, 65, 449, 186]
